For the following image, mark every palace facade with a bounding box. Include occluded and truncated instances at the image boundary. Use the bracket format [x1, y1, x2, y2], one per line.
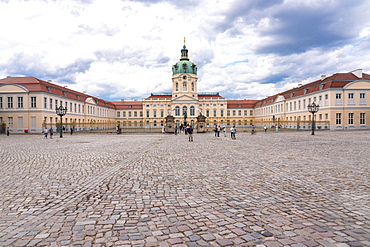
[1, 43, 370, 133]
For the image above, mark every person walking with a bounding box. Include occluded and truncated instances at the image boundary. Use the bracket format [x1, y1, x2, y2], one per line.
[174, 126, 178, 135]
[230, 125, 236, 140]
[223, 127, 226, 137]
[214, 124, 218, 137]
[188, 125, 194, 142]
[6, 127, 10, 136]
[276, 125, 279, 132]
[43, 128, 48, 139]
[264, 125, 267, 133]
[251, 125, 256, 135]
[49, 127, 54, 139]
[217, 125, 220, 137]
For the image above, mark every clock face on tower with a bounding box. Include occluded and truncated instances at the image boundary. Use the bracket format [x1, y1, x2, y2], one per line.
[183, 76, 187, 80]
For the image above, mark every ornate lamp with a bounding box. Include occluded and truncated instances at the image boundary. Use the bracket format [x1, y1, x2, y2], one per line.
[307, 102, 319, 135]
[56, 106, 67, 138]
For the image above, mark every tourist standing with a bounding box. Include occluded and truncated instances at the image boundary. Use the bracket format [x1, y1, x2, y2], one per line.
[6, 127, 9, 136]
[230, 125, 236, 140]
[264, 125, 267, 133]
[188, 125, 194, 142]
[223, 127, 226, 137]
[276, 125, 279, 132]
[49, 127, 54, 139]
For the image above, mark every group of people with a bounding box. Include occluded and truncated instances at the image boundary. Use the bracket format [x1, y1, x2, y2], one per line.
[172, 125, 193, 141]
[43, 127, 54, 139]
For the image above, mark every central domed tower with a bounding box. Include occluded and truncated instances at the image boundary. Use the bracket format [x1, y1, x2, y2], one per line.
[171, 39, 198, 99]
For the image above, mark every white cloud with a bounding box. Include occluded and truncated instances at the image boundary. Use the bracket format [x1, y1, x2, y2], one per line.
[1, 0, 370, 101]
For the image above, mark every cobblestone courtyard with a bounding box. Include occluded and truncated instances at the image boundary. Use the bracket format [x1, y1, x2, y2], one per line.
[0, 130, 369, 247]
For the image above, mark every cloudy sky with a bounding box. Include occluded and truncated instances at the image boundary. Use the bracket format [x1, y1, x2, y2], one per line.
[1, 0, 370, 101]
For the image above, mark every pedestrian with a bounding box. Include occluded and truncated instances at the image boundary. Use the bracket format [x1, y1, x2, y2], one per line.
[49, 127, 53, 139]
[230, 125, 236, 140]
[6, 127, 10, 136]
[251, 125, 256, 135]
[71, 127, 74, 135]
[264, 125, 267, 133]
[276, 125, 279, 132]
[223, 127, 226, 137]
[174, 126, 178, 135]
[214, 124, 218, 137]
[162, 126, 166, 134]
[217, 125, 220, 137]
[43, 128, 48, 139]
[188, 125, 194, 142]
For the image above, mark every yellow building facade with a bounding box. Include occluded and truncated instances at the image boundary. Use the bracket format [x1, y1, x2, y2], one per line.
[1, 44, 370, 133]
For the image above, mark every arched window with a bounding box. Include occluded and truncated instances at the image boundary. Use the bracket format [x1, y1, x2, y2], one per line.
[182, 106, 187, 116]
[190, 106, 195, 116]
[176, 83, 178, 91]
[191, 82, 194, 91]
[183, 82, 187, 91]
[175, 106, 180, 116]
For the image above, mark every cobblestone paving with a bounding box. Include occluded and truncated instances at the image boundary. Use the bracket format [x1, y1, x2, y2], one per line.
[0, 130, 369, 247]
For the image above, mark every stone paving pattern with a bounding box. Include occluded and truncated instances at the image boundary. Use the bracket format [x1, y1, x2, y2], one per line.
[0, 130, 369, 247]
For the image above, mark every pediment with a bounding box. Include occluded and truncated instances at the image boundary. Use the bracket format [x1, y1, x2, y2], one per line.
[0, 84, 28, 93]
[274, 95, 285, 103]
[85, 97, 97, 104]
[172, 94, 198, 102]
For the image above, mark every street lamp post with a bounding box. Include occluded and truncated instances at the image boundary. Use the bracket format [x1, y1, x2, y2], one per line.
[56, 106, 67, 138]
[307, 102, 319, 135]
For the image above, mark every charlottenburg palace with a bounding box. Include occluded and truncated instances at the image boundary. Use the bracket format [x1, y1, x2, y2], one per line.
[1, 43, 370, 134]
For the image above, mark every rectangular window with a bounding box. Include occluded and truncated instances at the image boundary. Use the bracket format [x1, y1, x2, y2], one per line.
[55, 99, 58, 109]
[117, 111, 120, 117]
[18, 117, 23, 128]
[74, 103, 77, 113]
[7, 97, 13, 108]
[153, 110, 156, 118]
[232, 110, 236, 116]
[250, 110, 253, 116]
[360, 113, 365, 125]
[335, 93, 342, 105]
[303, 99, 306, 109]
[129, 111, 132, 117]
[298, 100, 301, 110]
[348, 93, 354, 105]
[238, 110, 241, 116]
[214, 109, 217, 117]
[8, 117, 13, 128]
[360, 93, 366, 104]
[0, 97, 2, 108]
[44, 97, 47, 108]
[183, 82, 187, 91]
[244, 110, 247, 116]
[146, 110, 150, 118]
[50, 98, 53, 109]
[221, 109, 224, 117]
[17, 96, 23, 108]
[325, 94, 328, 106]
[31, 116, 36, 128]
[227, 110, 230, 116]
[78, 104, 81, 113]
[336, 113, 341, 125]
[160, 110, 164, 118]
[325, 113, 328, 120]
[319, 95, 322, 106]
[348, 113, 354, 125]
[123, 111, 126, 117]
[30, 96, 36, 108]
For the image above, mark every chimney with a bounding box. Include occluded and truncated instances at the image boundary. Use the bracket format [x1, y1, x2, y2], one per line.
[351, 69, 362, 78]
[321, 75, 326, 80]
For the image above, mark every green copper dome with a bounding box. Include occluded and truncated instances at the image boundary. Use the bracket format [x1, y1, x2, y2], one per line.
[172, 45, 198, 75]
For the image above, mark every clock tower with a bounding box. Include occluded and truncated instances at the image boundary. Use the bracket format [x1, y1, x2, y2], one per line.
[171, 39, 198, 99]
